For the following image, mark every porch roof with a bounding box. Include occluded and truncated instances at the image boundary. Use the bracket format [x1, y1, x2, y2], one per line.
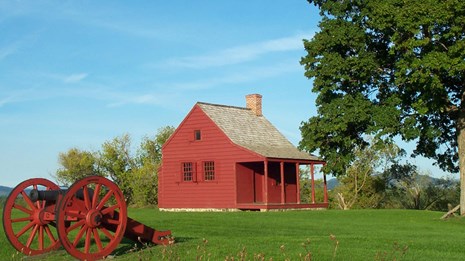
[197, 102, 321, 161]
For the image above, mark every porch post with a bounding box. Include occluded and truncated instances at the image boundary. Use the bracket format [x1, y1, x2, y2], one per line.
[264, 160, 268, 204]
[311, 163, 315, 204]
[295, 163, 301, 203]
[280, 161, 285, 203]
[323, 163, 328, 203]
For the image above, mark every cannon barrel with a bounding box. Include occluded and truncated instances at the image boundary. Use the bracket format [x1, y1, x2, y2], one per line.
[29, 188, 93, 202]
[29, 189, 64, 202]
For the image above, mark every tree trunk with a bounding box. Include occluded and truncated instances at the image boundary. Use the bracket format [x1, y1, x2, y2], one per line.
[336, 192, 349, 210]
[441, 204, 460, 220]
[460, 129, 465, 215]
[458, 94, 465, 216]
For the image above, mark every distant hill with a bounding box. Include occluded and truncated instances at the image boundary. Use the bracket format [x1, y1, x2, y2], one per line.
[327, 178, 339, 190]
[324, 174, 457, 192]
[0, 185, 12, 197]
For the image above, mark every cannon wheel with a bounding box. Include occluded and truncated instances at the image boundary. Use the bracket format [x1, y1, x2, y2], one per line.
[2, 178, 61, 255]
[56, 176, 127, 261]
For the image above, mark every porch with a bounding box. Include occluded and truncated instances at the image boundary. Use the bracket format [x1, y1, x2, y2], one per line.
[236, 202, 329, 211]
[235, 159, 328, 210]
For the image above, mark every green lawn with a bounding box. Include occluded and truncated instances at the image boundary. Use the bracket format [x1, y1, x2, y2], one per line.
[1, 208, 464, 260]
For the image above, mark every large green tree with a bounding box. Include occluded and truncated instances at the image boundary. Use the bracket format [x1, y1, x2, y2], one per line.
[300, 0, 465, 213]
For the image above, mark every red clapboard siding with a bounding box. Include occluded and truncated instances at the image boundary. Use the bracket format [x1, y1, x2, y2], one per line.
[159, 104, 263, 209]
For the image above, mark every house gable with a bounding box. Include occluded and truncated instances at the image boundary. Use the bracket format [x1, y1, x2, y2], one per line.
[162, 104, 264, 161]
[159, 104, 263, 209]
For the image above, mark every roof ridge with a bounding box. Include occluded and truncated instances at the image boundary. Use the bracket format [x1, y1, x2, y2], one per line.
[197, 101, 249, 111]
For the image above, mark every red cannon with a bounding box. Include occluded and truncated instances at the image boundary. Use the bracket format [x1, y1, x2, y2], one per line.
[2, 176, 172, 260]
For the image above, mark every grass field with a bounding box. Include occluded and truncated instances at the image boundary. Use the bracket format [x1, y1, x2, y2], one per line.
[1, 208, 464, 260]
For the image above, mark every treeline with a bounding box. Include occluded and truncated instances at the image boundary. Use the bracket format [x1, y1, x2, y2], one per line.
[300, 138, 459, 212]
[55, 127, 457, 211]
[0, 196, 5, 210]
[54, 126, 175, 207]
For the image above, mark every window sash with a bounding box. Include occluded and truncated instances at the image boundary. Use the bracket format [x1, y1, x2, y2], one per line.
[204, 161, 215, 181]
[182, 162, 195, 182]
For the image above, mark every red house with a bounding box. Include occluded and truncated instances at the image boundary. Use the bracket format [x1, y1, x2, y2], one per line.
[159, 94, 328, 211]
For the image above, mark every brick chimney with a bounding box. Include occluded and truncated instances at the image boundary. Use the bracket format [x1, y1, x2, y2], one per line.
[246, 94, 262, 116]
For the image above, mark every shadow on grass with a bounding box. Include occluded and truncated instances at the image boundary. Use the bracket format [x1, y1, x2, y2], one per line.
[112, 236, 196, 257]
[111, 238, 139, 256]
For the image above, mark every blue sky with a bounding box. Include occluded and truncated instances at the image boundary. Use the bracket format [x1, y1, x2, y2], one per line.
[0, 1, 450, 187]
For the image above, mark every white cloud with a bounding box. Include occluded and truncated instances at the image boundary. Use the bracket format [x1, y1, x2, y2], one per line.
[164, 32, 313, 69]
[0, 95, 16, 107]
[86, 19, 163, 39]
[0, 88, 40, 107]
[64, 73, 88, 83]
[105, 92, 179, 108]
[107, 93, 156, 107]
[0, 76, 170, 109]
[36, 72, 89, 84]
[0, 40, 22, 61]
[169, 60, 300, 91]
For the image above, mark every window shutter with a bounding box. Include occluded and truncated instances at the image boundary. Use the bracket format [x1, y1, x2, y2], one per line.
[199, 161, 204, 182]
[179, 163, 183, 182]
[193, 162, 197, 182]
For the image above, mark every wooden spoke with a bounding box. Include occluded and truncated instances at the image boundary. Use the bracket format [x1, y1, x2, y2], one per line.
[13, 203, 33, 215]
[44, 225, 57, 244]
[93, 228, 103, 252]
[38, 226, 44, 250]
[15, 221, 35, 238]
[83, 185, 92, 210]
[73, 225, 87, 247]
[33, 185, 41, 209]
[11, 216, 33, 223]
[92, 184, 101, 209]
[26, 224, 39, 248]
[84, 227, 92, 254]
[101, 204, 120, 215]
[66, 219, 86, 233]
[99, 227, 114, 241]
[21, 190, 36, 210]
[65, 210, 85, 219]
[96, 190, 113, 210]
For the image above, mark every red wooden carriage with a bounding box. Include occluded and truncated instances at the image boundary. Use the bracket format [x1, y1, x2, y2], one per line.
[2, 176, 172, 260]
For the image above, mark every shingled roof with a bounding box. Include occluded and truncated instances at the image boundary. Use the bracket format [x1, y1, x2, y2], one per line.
[197, 102, 320, 161]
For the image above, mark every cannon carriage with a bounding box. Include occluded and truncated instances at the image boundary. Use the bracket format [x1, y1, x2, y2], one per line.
[2, 176, 172, 260]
